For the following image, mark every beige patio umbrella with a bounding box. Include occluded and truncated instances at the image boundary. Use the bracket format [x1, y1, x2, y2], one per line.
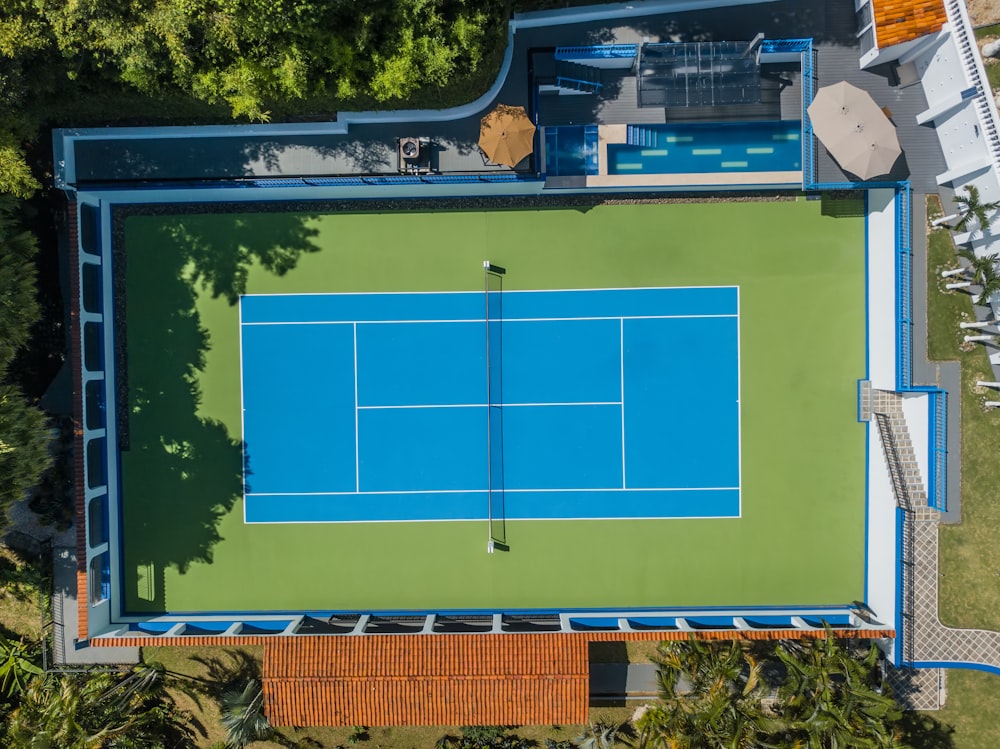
[479, 104, 537, 167]
[807, 81, 901, 180]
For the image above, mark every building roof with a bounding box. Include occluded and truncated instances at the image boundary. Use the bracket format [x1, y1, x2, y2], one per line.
[873, 0, 947, 48]
[262, 634, 590, 726]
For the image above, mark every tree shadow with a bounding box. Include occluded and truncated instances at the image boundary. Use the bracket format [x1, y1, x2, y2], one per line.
[895, 710, 956, 749]
[117, 209, 319, 613]
[191, 648, 262, 694]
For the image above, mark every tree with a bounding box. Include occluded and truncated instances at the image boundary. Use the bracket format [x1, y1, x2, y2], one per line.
[0, 385, 53, 530]
[0, 196, 41, 369]
[772, 633, 903, 749]
[0, 635, 42, 700]
[958, 249, 999, 287]
[20, 0, 503, 121]
[951, 185, 1000, 235]
[577, 720, 635, 749]
[6, 669, 191, 748]
[638, 638, 777, 749]
[219, 678, 272, 748]
[976, 265, 1000, 307]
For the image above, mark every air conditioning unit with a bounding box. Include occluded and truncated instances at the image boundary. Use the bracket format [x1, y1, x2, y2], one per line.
[399, 138, 420, 161]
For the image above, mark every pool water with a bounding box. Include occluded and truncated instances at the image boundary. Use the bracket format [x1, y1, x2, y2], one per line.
[544, 125, 599, 176]
[609, 120, 801, 175]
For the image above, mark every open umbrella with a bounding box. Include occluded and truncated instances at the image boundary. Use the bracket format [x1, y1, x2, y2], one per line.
[479, 104, 536, 167]
[807, 81, 901, 180]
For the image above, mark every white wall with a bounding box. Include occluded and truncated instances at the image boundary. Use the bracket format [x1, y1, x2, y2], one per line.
[867, 189, 898, 389]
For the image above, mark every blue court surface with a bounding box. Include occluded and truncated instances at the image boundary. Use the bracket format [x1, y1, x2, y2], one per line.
[239, 287, 740, 523]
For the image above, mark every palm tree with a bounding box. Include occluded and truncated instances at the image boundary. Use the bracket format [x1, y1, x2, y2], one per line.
[220, 678, 272, 748]
[976, 265, 1000, 307]
[7, 671, 186, 748]
[958, 249, 999, 286]
[577, 720, 636, 749]
[951, 185, 1000, 236]
[638, 638, 778, 749]
[772, 632, 903, 749]
[0, 634, 42, 698]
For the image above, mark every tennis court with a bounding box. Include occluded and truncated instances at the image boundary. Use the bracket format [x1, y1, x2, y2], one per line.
[119, 199, 866, 614]
[240, 286, 740, 524]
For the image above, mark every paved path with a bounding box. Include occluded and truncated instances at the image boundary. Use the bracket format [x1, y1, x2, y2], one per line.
[51, 547, 139, 666]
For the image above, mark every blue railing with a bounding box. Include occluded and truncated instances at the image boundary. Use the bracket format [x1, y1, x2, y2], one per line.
[556, 44, 637, 60]
[759, 38, 813, 53]
[249, 174, 545, 187]
[927, 391, 948, 511]
[799, 42, 817, 188]
[896, 184, 913, 391]
[556, 76, 602, 93]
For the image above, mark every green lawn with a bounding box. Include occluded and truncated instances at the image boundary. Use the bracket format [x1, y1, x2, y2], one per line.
[119, 198, 866, 614]
[923, 221, 1000, 748]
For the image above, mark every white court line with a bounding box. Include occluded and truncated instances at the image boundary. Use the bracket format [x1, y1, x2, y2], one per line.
[353, 323, 359, 493]
[241, 314, 738, 326]
[736, 286, 743, 518]
[620, 317, 626, 490]
[356, 401, 623, 410]
[247, 486, 741, 497]
[238, 300, 247, 524]
[245, 511, 742, 525]
[241, 284, 740, 298]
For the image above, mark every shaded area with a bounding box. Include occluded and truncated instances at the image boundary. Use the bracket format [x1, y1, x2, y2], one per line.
[117, 211, 320, 613]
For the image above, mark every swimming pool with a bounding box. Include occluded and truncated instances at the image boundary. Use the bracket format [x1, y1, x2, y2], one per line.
[544, 125, 599, 176]
[609, 120, 801, 175]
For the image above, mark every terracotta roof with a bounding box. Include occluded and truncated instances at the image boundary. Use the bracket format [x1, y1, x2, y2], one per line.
[256, 629, 894, 727]
[262, 634, 590, 726]
[872, 0, 947, 48]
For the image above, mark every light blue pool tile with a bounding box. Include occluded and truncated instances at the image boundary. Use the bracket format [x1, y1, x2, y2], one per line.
[692, 148, 723, 155]
[721, 161, 749, 168]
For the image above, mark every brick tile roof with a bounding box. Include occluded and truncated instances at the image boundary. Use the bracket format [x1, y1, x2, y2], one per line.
[263, 634, 590, 726]
[873, 0, 947, 48]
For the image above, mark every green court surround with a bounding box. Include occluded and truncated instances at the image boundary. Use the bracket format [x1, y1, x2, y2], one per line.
[120, 198, 866, 614]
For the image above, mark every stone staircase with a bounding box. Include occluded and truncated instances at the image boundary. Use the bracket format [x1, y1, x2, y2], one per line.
[872, 390, 927, 509]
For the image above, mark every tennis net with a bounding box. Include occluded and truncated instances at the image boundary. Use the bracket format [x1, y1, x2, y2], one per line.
[485, 262, 505, 550]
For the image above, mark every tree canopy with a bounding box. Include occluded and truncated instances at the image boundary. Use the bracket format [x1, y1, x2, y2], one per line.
[3, 0, 504, 122]
[0, 197, 51, 529]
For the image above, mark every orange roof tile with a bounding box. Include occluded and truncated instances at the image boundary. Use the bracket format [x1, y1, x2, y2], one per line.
[262, 634, 590, 727]
[872, 0, 947, 48]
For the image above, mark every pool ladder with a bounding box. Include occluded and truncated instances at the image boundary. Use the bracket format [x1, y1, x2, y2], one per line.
[626, 125, 657, 148]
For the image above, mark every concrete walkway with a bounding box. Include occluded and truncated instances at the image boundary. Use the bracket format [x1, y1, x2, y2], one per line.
[590, 663, 659, 702]
[50, 547, 138, 666]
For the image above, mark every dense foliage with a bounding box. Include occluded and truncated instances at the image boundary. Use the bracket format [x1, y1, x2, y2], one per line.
[638, 634, 906, 749]
[5, 666, 193, 748]
[0, 0, 504, 127]
[0, 197, 51, 530]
